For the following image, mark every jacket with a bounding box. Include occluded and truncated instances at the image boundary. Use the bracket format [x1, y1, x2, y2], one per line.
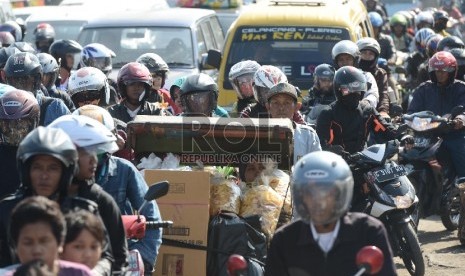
[108, 100, 164, 123]
[264, 212, 397, 276]
[293, 123, 322, 164]
[96, 156, 162, 266]
[36, 90, 71, 126]
[0, 146, 20, 200]
[369, 67, 390, 113]
[43, 84, 76, 112]
[316, 101, 398, 154]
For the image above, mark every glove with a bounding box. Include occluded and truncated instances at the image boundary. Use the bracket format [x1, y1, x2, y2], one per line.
[327, 145, 350, 160]
[400, 135, 414, 146]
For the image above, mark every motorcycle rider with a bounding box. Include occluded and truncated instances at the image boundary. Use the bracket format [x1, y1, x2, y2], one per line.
[74, 105, 162, 274]
[0, 90, 39, 199]
[49, 115, 130, 274]
[369, 12, 397, 65]
[416, 34, 444, 86]
[316, 66, 401, 211]
[3, 51, 70, 126]
[415, 11, 435, 31]
[0, 126, 114, 275]
[67, 66, 111, 108]
[440, 0, 464, 23]
[437, 35, 465, 51]
[239, 65, 306, 124]
[0, 21, 22, 43]
[108, 62, 167, 123]
[449, 47, 465, 81]
[390, 12, 414, 53]
[49, 39, 83, 91]
[228, 60, 260, 116]
[405, 28, 435, 89]
[37, 52, 75, 112]
[169, 76, 185, 115]
[179, 73, 220, 117]
[265, 151, 396, 276]
[301, 63, 336, 124]
[80, 43, 120, 105]
[0, 32, 14, 48]
[433, 10, 451, 37]
[33, 23, 55, 53]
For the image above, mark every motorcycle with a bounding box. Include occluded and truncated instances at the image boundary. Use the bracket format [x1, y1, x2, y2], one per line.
[346, 140, 424, 276]
[399, 106, 465, 231]
[123, 181, 174, 275]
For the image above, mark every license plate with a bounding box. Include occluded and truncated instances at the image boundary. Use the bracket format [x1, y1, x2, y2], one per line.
[414, 137, 430, 147]
[373, 166, 407, 182]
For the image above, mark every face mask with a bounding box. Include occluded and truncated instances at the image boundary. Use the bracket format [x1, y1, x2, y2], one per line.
[358, 59, 376, 73]
[340, 93, 361, 109]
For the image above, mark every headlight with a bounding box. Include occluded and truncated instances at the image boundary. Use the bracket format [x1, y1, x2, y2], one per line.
[395, 194, 414, 209]
[406, 117, 440, 131]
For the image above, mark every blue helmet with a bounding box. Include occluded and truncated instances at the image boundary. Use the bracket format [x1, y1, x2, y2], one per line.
[369, 12, 384, 28]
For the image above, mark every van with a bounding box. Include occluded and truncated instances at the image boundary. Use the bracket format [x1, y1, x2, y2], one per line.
[0, 0, 15, 23]
[207, 0, 373, 111]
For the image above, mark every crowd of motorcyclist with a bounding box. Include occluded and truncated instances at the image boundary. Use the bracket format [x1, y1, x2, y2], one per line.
[0, 0, 465, 275]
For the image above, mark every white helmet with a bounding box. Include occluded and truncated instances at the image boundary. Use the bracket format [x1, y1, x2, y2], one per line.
[48, 114, 118, 154]
[72, 105, 115, 132]
[253, 65, 287, 105]
[68, 67, 110, 106]
[415, 11, 434, 30]
[229, 60, 260, 99]
[80, 43, 115, 74]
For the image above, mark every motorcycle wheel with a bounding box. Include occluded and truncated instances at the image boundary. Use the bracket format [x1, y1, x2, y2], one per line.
[440, 186, 460, 231]
[397, 223, 425, 276]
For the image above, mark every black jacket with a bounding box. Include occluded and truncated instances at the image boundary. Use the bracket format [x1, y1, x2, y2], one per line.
[43, 84, 76, 112]
[316, 101, 398, 154]
[0, 145, 20, 200]
[265, 212, 397, 276]
[108, 100, 164, 123]
[301, 87, 336, 114]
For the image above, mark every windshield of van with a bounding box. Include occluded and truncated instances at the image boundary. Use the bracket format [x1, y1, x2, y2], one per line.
[78, 27, 194, 68]
[225, 26, 350, 90]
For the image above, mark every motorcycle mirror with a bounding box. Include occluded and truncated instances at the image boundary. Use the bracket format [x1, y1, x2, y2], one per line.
[396, 123, 408, 134]
[451, 105, 464, 118]
[227, 254, 247, 276]
[355, 246, 384, 275]
[145, 181, 170, 201]
[389, 104, 403, 117]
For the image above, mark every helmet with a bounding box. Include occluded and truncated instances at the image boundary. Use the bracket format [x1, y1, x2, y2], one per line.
[292, 151, 354, 225]
[425, 34, 444, 58]
[180, 73, 218, 115]
[117, 62, 152, 100]
[415, 28, 435, 53]
[0, 32, 14, 47]
[0, 89, 39, 146]
[390, 13, 408, 27]
[437, 36, 465, 51]
[369, 11, 384, 28]
[9, 42, 36, 54]
[4, 52, 43, 92]
[449, 48, 465, 80]
[17, 126, 78, 198]
[333, 66, 367, 100]
[228, 60, 260, 99]
[0, 21, 22, 42]
[72, 105, 115, 132]
[48, 114, 118, 154]
[313, 63, 335, 89]
[34, 23, 55, 53]
[0, 47, 20, 70]
[415, 11, 434, 29]
[331, 40, 360, 69]
[136, 53, 169, 88]
[428, 51, 457, 84]
[169, 76, 186, 100]
[433, 10, 449, 23]
[15, 18, 26, 41]
[253, 65, 287, 106]
[37, 53, 59, 88]
[49, 39, 83, 71]
[398, 10, 415, 29]
[80, 43, 115, 75]
[356, 37, 381, 56]
[68, 67, 110, 107]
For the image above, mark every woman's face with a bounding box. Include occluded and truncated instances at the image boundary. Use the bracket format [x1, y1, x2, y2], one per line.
[61, 229, 102, 269]
[125, 82, 146, 104]
[30, 155, 63, 197]
[16, 222, 61, 270]
[76, 149, 97, 180]
[244, 162, 265, 183]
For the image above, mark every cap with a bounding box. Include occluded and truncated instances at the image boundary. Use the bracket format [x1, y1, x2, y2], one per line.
[267, 82, 298, 102]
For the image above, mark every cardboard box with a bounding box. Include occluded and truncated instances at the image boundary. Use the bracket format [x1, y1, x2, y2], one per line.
[143, 170, 210, 276]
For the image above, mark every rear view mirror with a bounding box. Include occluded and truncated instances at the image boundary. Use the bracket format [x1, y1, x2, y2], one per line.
[145, 181, 169, 201]
[206, 49, 221, 69]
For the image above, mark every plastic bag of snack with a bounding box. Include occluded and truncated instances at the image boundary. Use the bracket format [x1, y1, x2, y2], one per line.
[136, 153, 162, 169]
[210, 176, 241, 216]
[161, 153, 180, 169]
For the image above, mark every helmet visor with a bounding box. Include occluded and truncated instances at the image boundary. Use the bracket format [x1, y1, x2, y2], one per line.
[232, 73, 254, 99]
[253, 85, 271, 106]
[183, 92, 213, 115]
[88, 57, 111, 71]
[302, 184, 340, 225]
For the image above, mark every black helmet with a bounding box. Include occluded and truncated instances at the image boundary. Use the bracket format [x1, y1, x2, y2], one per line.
[9, 42, 36, 54]
[17, 126, 78, 201]
[4, 52, 43, 92]
[49, 39, 83, 71]
[331, 40, 360, 69]
[34, 23, 55, 53]
[0, 21, 22, 42]
[449, 48, 465, 81]
[313, 63, 335, 88]
[292, 151, 354, 225]
[333, 66, 367, 100]
[0, 46, 20, 69]
[136, 53, 169, 88]
[180, 73, 218, 116]
[437, 36, 465, 51]
[0, 89, 39, 146]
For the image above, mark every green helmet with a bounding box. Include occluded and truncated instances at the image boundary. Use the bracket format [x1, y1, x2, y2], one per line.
[390, 13, 408, 27]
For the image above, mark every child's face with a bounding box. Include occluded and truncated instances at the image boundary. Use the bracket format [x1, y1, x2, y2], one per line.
[16, 221, 61, 270]
[76, 149, 97, 181]
[61, 229, 102, 269]
[244, 162, 265, 183]
[30, 155, 63, 197]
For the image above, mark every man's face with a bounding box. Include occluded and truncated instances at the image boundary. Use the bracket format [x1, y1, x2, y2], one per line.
[435, 70, 449, 86]
[76, 149, 97, 181]
[125, 82, 146, 104]
[61, 229, 102, 269]
[318, 78, 333, 93]
[336, 54, 355, 67]
[302, 187, 337, 225]
[360, 49, 376, 61]
[16, 221, 61, 270]
[30, 155, 63, 197]
[393, 24, 404, 36]
[266, 94, 297, 119]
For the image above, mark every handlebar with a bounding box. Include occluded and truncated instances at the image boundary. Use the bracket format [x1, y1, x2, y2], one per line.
[145, 220, 173, 229]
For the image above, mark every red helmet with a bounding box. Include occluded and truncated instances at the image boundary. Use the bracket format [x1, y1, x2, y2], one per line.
[117, 62, 152, 99]
[428, 51, 457, 84]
